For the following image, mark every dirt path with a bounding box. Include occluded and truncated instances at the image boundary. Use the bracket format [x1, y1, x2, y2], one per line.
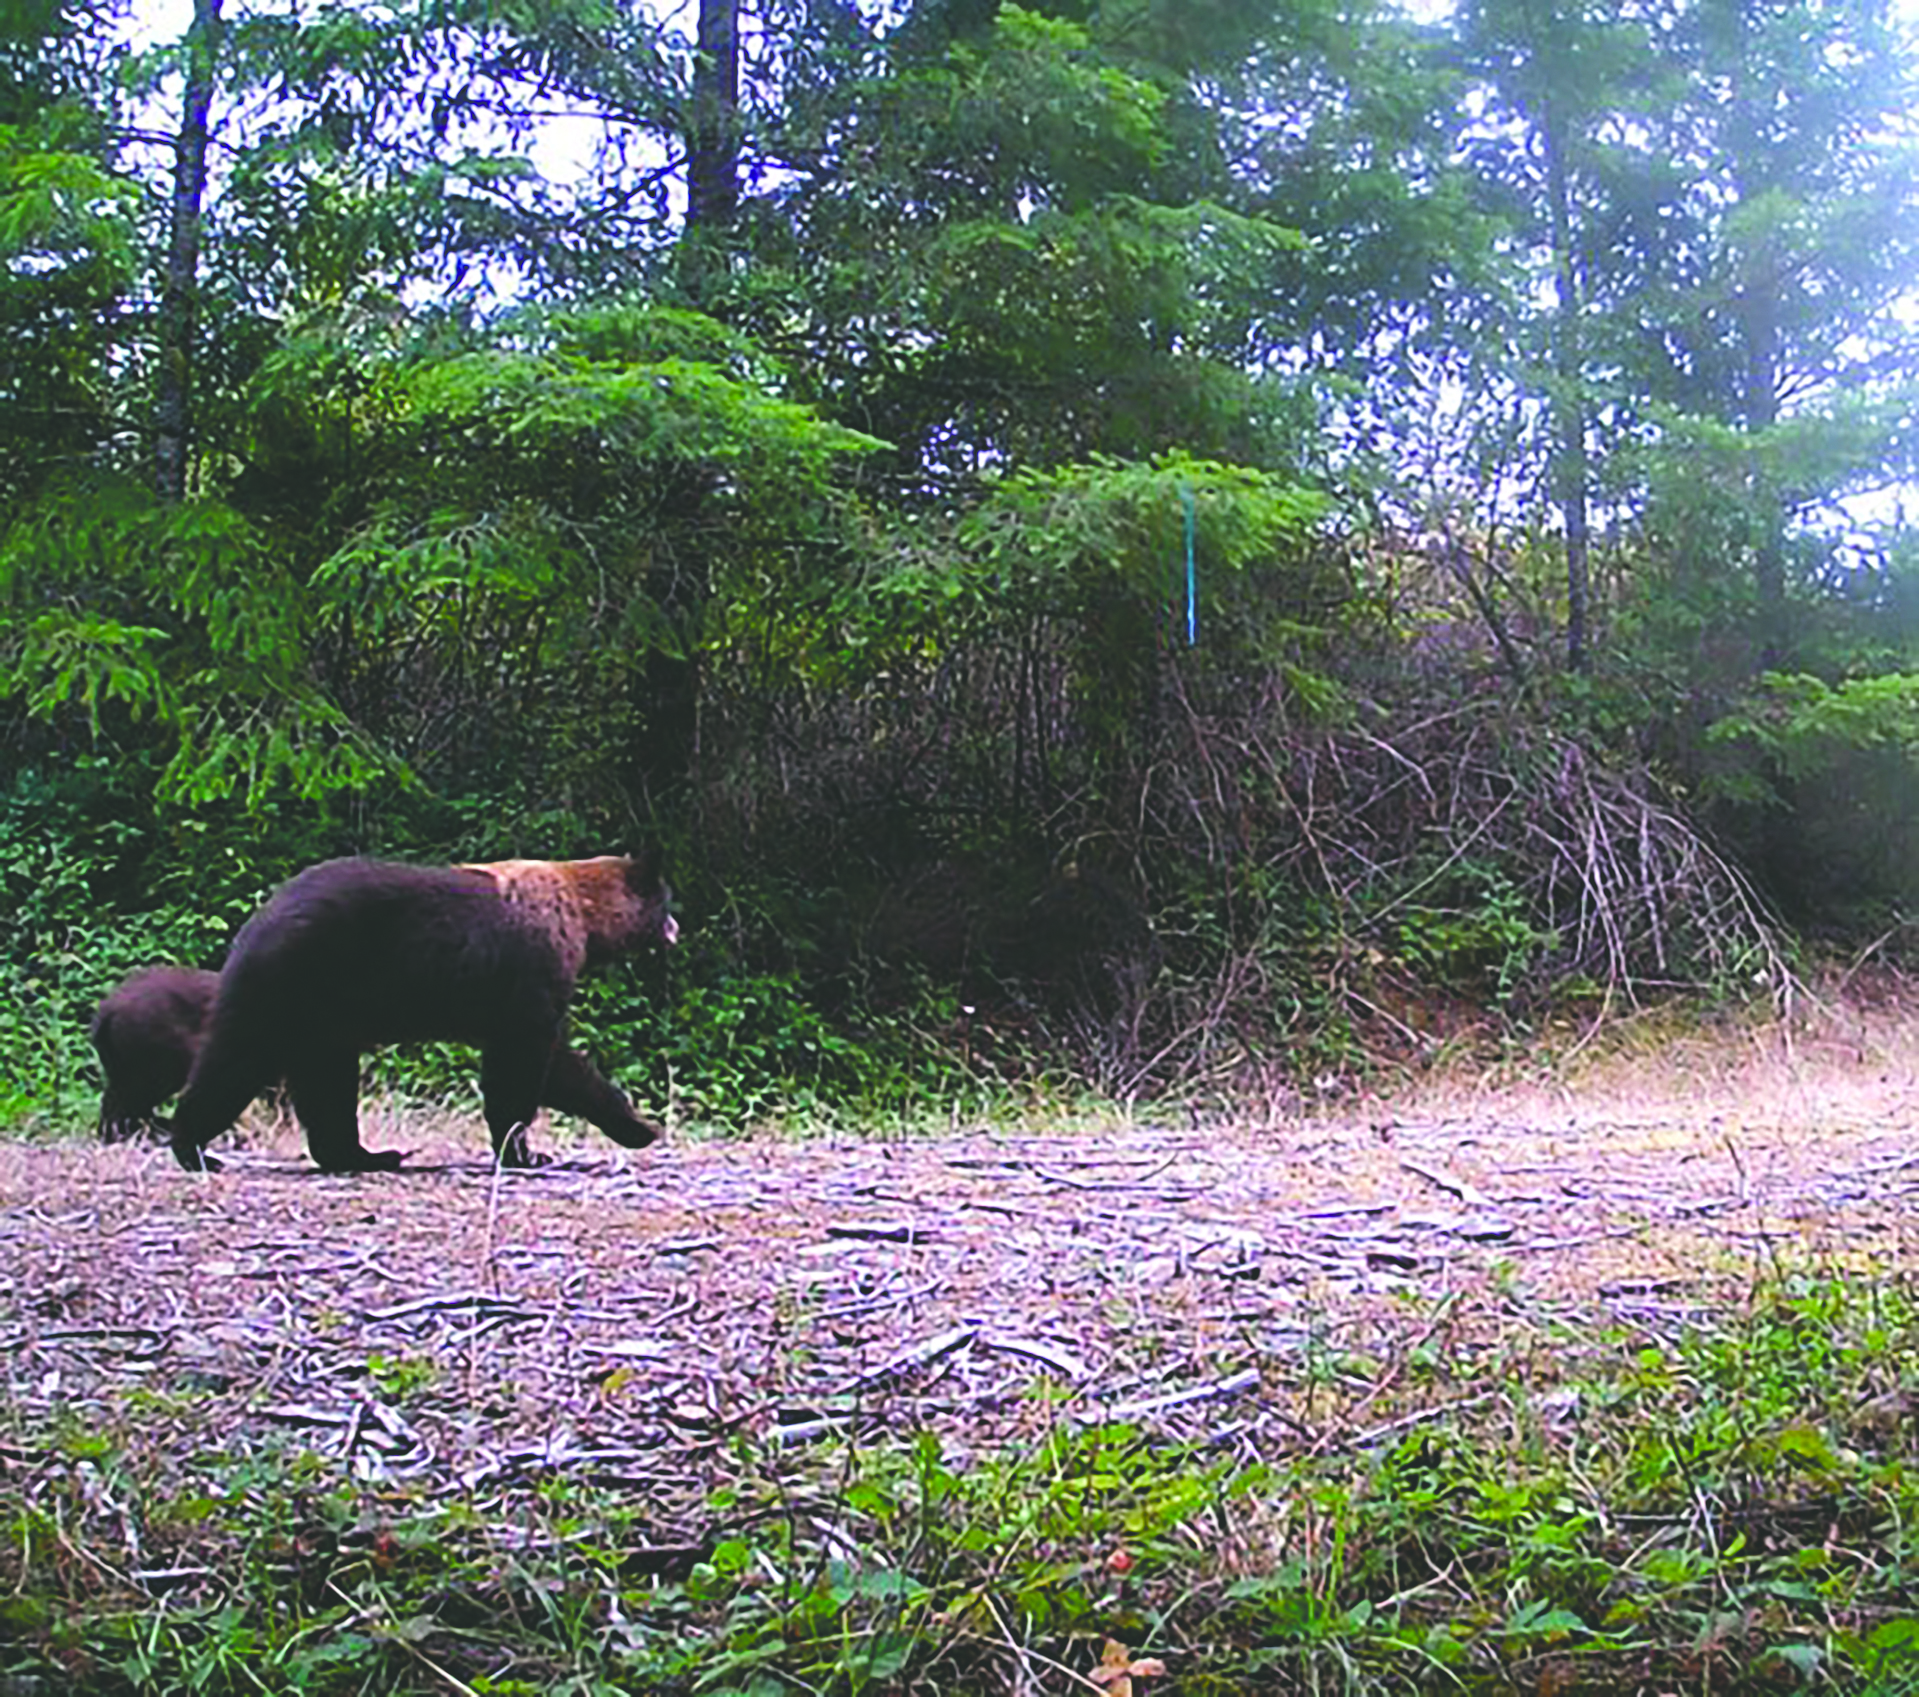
[6, 1009, 1919, 1537]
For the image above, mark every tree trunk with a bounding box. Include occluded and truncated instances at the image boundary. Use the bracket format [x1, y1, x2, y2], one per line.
[1743, 297, 1785, 668]
[154, 0, 222, 502]
[643, 0, 740, 810]
[1723, 0, 1787, 671]
[680, 0, 740, 299]
[1540, 96, 1592, 674]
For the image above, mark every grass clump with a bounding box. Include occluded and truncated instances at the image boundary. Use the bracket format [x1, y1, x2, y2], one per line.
[4, 1268, 1919, 1693]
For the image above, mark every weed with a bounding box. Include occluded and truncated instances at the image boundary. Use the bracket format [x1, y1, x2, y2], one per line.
[5, 1226, 1919, 1696]
[365, 1352, 440, 1403]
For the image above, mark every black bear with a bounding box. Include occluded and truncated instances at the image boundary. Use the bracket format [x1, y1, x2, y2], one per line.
[168, 853, 678, 1174]
[90, 966, 218, 1142]
[92, 960, 662, 1158]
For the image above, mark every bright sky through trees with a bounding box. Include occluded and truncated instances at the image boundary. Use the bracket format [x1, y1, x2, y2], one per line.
[123, 0, 643, 181]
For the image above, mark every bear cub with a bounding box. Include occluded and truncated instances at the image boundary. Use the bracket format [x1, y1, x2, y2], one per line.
[90, 966, 218, 1143]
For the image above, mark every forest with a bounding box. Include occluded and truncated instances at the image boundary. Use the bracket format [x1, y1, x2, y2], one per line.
[7, 4, 1919, 1693]
[4, 0, 1912, 1133]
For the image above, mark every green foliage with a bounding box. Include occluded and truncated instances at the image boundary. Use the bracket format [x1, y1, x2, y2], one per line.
[953, 453, 1338, 809]
[906, 4, 1172, 213]
[0, 128, 133, 268]
[0, 0, 1913, 1110]
[0, 766, 998, 1138]
[0, 757, 495, 1135]
[8, 1272, 1919, 1692]
[0, 108, 137, 509]
[1380, 860, 1555, 1002]
[0, 475, 395, 805]
[0, 766, 229, 1131]
[364, 1351, 439, 1402]
[2, 296, 880, 816]
[1683, 671, 1919, 926]
[391, 342, 880, 479]
[356, 964, 958, 1133]
[960, 451, 1330, 604]
[1712, 672, 1919, 775]
[568, 956, 986, 1134]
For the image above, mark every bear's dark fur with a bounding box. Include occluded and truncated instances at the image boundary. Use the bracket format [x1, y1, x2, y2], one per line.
[92, 970, 660, 1157]
[168, 853, 677, 1174]
[90, 966, 218, 1143]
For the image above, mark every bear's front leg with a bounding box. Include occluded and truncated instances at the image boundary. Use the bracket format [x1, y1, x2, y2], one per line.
[167, 1048, 277, 1173]
[170, 1126, 223, 1172]
[288, 1047, 405, 1173]
[539, 1044, 662, 1149]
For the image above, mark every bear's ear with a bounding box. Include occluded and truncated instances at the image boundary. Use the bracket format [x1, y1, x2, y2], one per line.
[628, 846, 665, 892]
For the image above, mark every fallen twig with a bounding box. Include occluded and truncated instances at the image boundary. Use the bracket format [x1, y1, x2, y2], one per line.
[1100, 1367, 1261, 1423]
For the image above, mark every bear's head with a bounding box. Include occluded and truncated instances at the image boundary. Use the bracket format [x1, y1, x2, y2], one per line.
[572, 850, 678, 964]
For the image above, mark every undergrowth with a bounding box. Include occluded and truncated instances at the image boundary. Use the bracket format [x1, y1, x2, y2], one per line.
[5, 1271, 1919, 1694]
[0, 682, 1798, 1143]
[0, 757, 1052, 1141]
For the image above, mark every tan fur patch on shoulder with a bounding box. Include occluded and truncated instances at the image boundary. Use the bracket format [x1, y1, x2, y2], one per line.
[460, 859, 587, 980]
[458, 857, 644, 983]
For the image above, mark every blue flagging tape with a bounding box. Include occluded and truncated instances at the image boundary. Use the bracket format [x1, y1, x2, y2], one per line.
[1182, 483, 1198, 646]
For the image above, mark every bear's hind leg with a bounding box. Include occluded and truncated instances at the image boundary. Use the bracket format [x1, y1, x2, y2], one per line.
[286, 1047, 403, 1173]
[98, 1085, 144, 1145]
[480, 1040, 550, 1169]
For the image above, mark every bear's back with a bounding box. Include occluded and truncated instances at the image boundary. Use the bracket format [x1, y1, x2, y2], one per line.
[220, 859, 564, 1047]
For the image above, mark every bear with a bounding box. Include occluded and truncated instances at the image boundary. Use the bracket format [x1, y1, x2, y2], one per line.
[92, 958, 659, 1156]
[90, 965, 218, 1142]
[167, 852, 678, 1174]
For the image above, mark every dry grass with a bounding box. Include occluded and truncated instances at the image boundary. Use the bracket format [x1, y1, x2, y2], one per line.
[6, 988, 1919, 1532]
[7, 997, 1919, 1693]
